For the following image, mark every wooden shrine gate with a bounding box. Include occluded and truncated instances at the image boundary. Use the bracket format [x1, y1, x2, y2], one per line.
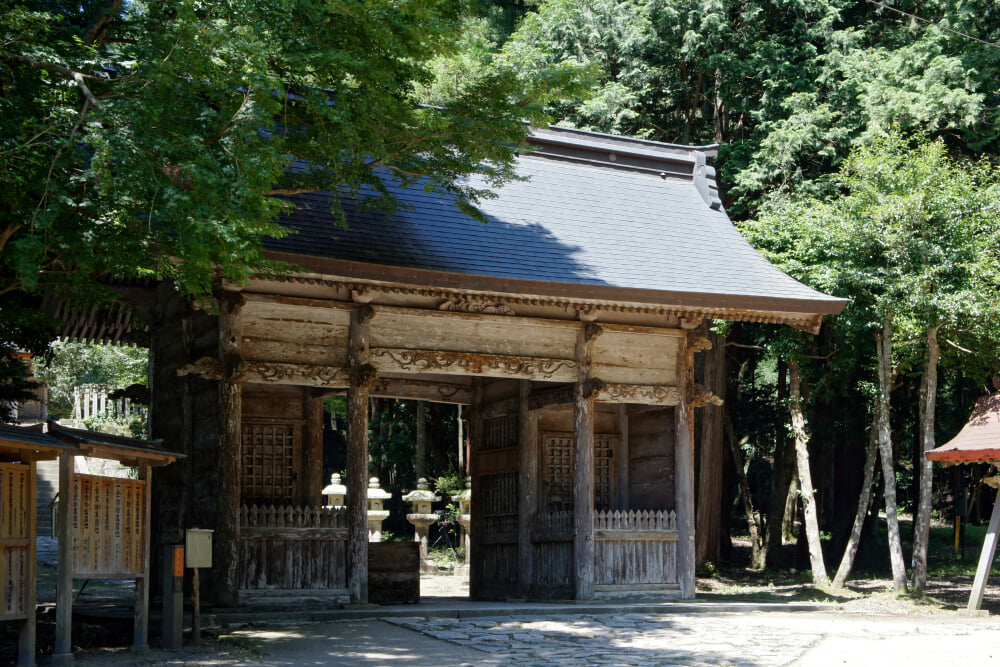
[0, 462, 33, 626]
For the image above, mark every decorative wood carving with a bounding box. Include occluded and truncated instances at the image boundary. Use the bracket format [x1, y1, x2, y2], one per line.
[692, 387, 724, 407]
[686, 332, 713, 352]
[177, 356, 222, 381]
[439, 297, 515, 316]
[480, 397, 520, 420]
[596, 383, 682, 406]
[371, 348, 577, 381]
[369, 378, 473, 404]
[243, 361, 350, 387]
[528, 384, 575, 410]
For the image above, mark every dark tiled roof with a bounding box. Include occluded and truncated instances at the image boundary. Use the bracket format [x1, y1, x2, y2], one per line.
[47, 421, 181, 464]
[0, 422, 76, 453]
[267, 126, 845, 314]
[926, 393, 1000, 464]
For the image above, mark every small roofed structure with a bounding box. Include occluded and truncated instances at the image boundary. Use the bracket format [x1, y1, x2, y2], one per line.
[0, 423, 77, 667]
[926, 392, 1000, 614]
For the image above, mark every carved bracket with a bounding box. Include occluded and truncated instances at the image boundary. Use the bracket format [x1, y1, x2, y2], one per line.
[582, 377, 606, 400]
[371, 348, 577, 381]
[686, 332, 713, 352]
[350, 363, 379, 388]
[584, 323, 604, 342]
[595, 383, 682, 406]
[691, 387, 724, 407]
[177, 357, 222, 381]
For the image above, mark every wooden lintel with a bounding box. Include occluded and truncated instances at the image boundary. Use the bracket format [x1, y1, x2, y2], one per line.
[528, 384, 575, 410]
[370, 348, 577, 382]
[595, 383, 681, 406]
[370, 378, 472, 404]
[243, 361, 350, 388]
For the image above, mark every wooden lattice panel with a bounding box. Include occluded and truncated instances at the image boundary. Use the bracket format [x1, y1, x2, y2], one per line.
[483, 415, 517, 451]
[72, 474, 145, 578]
[0, 462, 30, 620]
[242, 422, 299, 506]
[541, 432, 618, 512]
[481, 472, 518, 539]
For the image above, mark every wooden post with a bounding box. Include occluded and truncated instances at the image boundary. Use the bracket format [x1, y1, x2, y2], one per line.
[192, 567, 201, 645]
[216, 294, 244, 607]
[18, 459, 38, 667]
[517, 380, 537, 598]
[573, 323, 601, 600]
[303, 391, 325, 505]
[468, 379, 484, 599]
[347, 304, 376, 604]
[617, 404, 629, 510]
[967, 495, 1000, 613]
[133, 463, 152, 649]
[53, 451, 74, 663]
[675, 334, 698, 600]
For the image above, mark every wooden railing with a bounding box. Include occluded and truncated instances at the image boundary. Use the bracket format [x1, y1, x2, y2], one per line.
[238, 505, 348, 594]
[593, 509, 679, 590]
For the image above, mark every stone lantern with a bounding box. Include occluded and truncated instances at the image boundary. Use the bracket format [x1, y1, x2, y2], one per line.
[321, 473, 346, 509]
[402, 478, 440, 570]
[366, 477, 392, 542]
[454, 477, 472, 565]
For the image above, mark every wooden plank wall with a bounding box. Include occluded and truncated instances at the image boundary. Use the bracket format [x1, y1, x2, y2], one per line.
[593, 510, 678, 588]
[531, 510, 573, 597]
[238, 505, 347, 592]
[72, 474, 145, 578]
[0, 462, 30, 620]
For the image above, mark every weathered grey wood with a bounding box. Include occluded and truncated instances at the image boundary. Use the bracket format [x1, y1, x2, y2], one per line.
[304, 392, 324, 505]
[133, 463, 152, 648]
[595, 384, 681, 405]
[517, 380, 537, 598]
[468, 379, 484, 599]
[347, 304, 375, 604]
[18, 459, 37, 667]
[216, 293, 244, 607]
[696, 330, 725, 566]
[967, 496, 1000, 613]
[370, 377, 473, 404]
[370, 348, 577, 382]
[368, 542, 420, 604]
[674, 334, 697, 600]
[53, 451, 73, 662]
[617, 405, 629, 510]
[528, 384, 574, 410]
[573, 323, 601, 600]
[244, 361, 350, 388]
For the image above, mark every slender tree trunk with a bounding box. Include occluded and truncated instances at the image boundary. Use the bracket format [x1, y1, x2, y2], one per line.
[696, 331, 726, 566]
[788, 360, 829, 587]
[876, 318, 908, 594]
[415, 400, 427, 481]
[725, 414, 764, 568]
[911, 324, 941, 594]
[832, 413, 879, 589]
[764, 360, 793, 567]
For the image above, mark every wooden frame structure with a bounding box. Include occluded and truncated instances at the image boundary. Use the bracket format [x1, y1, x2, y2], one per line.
[140, 125, 845, 607]
[926, 392, 1000, 614]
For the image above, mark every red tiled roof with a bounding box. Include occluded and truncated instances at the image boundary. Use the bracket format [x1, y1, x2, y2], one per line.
[926, 393, 1000, 464]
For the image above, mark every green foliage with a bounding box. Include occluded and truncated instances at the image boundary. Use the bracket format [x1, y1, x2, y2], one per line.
[35, 341, 148, 420]
[434, 469, 466, 498]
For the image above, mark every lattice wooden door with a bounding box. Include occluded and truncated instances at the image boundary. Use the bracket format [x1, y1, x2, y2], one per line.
[540, 432, 618, 511]
[242, 421, 301, 506]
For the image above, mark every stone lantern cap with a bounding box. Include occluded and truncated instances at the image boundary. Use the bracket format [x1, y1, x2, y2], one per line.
[453, 477, 472, 503]
[402, 478, 441, 504]
[321, 473, 347, 497]
[366, 477, 392, 500]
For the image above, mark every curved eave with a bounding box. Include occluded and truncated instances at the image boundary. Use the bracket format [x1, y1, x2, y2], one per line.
[262, 251, 847, 330]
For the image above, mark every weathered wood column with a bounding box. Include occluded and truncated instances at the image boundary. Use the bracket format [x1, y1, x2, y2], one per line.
[468, 379, 484, 599]
[303, 390, 325, 505]
[674, 331, 708, 599]
[133, 463, 152, 648]
[19, 459, 38, 667]
[573, 322, 602, 600]
[517, 379, 537, 598]
[216, 293, 245, 607]
[347, 304, 376, 604]
[53, 451, 74, 663]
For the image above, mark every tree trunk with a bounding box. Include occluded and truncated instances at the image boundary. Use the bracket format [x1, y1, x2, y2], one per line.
[876, 318, 908, 594]
[911, 324, 941, 594]
[788, 359, 828, 587]
[725, 414, 764, 568]
[832, 412, 879, 589]
[415, 400, 426, 481]
[696, 331, 726, 566]
[765, 360, 794, 567]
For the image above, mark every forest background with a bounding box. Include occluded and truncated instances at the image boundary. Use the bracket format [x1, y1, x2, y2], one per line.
[3, 0, 1000, 595]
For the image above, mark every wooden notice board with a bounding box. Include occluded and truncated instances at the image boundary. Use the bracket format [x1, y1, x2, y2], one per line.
[71, 474, 146, 578]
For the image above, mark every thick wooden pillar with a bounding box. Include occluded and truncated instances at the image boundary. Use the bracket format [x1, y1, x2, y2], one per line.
[133, 463, 152, 648]
[617, 404, 629, 510]
[517, 380, 537, 598]
[19, 459, 37, 667]
[53, 452, 74, 663]
[573, 323, 602, 600]
[347, 304, 376, 604]
[303, 390, 325, 505]
[674, 332, 699, 599]
[216, 294, 244, 607]
[468, 379, 484, 599]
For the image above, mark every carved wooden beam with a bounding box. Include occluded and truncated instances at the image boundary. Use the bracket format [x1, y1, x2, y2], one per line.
[177, 357, 221, 381]
[528, 384, 575, 410]
[243, 361, 351, 388]
[369, 378, 473, 404]
[595, 383, 682, 406]
[370, 348, 577, 382]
